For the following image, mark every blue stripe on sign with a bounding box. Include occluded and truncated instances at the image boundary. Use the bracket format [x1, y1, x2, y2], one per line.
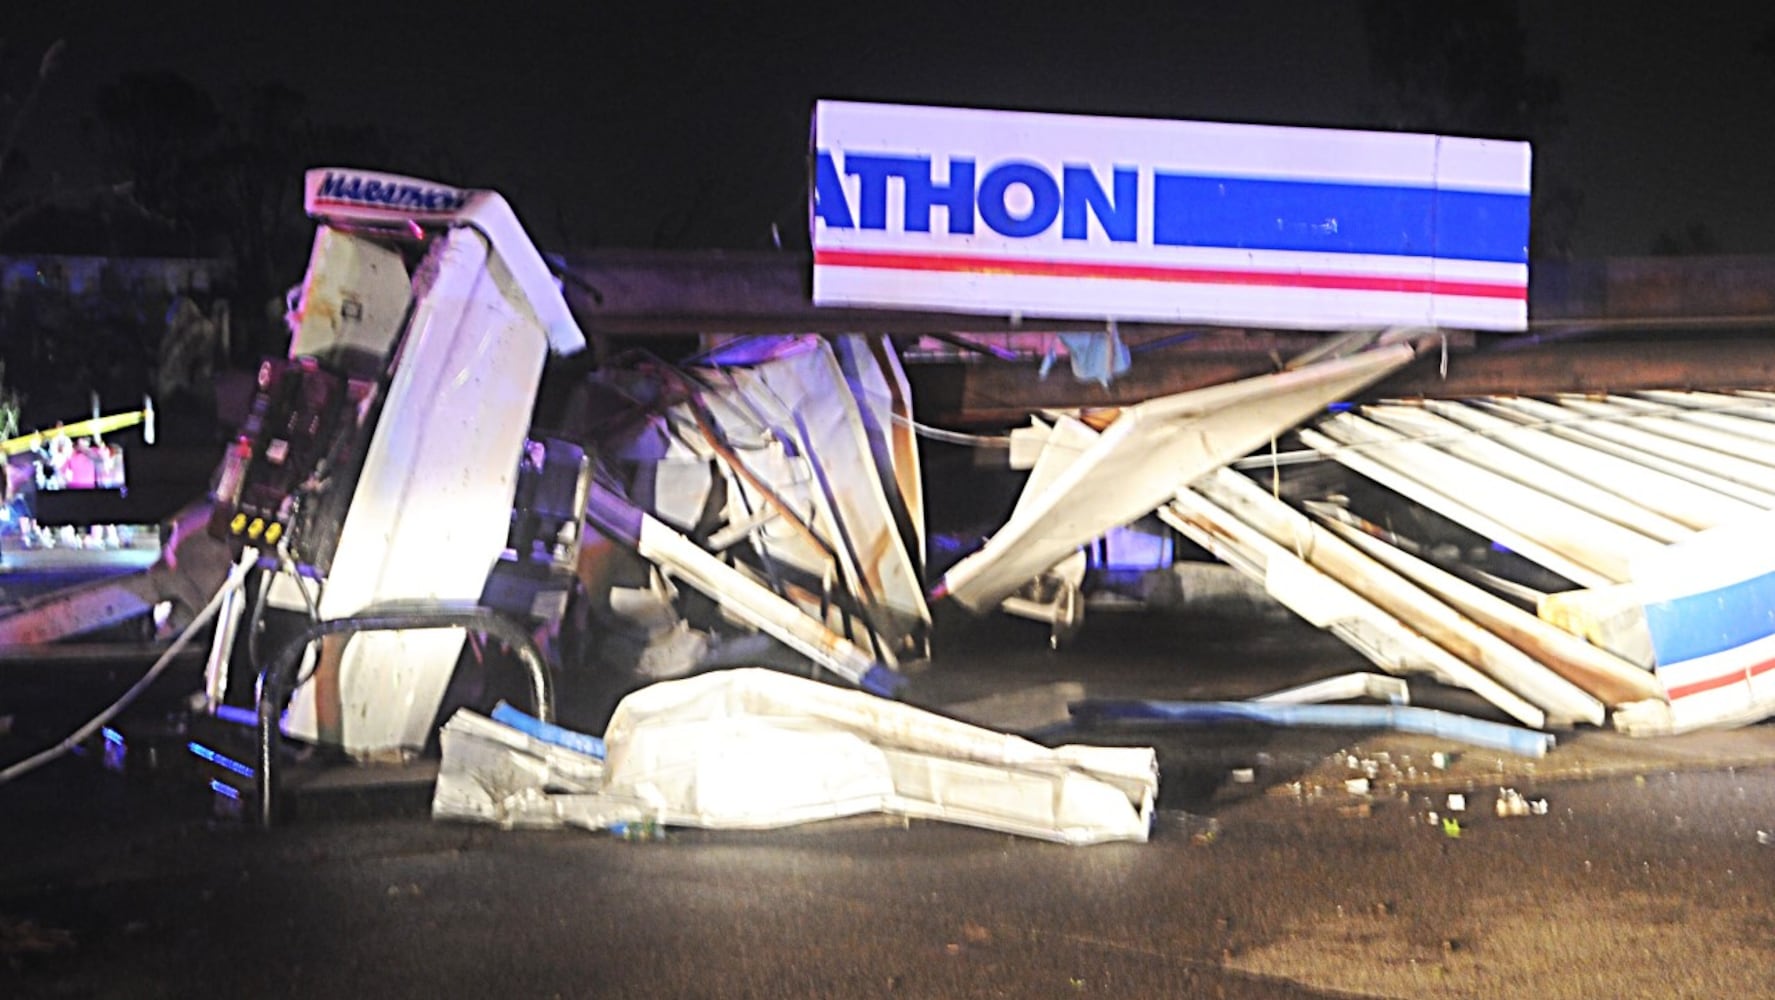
[1151, 174, 1529, 264]
[1642, 569, 1775, 666]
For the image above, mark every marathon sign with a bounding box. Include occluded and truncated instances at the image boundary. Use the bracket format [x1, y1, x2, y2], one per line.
[305, 169, 475, 222]
[811, 101, 1531, 331]
[1636, 512, 1775, 733]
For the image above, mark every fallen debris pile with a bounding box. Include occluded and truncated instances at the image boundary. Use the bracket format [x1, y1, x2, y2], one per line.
[435, 668, 1158, 845]
[1164, 391, 1775, 738]
[568, 336, 928, 695]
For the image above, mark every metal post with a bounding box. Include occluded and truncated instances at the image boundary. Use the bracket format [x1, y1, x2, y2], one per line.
[255, 603, 554, 828]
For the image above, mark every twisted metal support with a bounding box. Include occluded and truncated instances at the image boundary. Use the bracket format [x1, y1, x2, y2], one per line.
[256, 602, 553, 828]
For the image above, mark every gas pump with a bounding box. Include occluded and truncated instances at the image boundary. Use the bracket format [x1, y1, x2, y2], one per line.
[203, 169, 586, 758]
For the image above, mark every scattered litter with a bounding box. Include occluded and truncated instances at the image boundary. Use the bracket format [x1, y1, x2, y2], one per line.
[1446, 793, 1467, 813]
[1230, 768, 1256, 784]
[1757, 830, 1773, 846]
[1431, 751, 1455, 770]
[1495, 788, 1529, 818]
[432, 704, 605, 829]
[1153, 809, 1220, 844]
[1441, 817, 1463, 838]
[610, 819, 666, 841]
[1345, 778, 1370, 796]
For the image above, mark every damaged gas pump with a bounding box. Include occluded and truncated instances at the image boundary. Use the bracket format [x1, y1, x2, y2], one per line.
[182, 170, 970, 833]
[201, 169, 589, 763]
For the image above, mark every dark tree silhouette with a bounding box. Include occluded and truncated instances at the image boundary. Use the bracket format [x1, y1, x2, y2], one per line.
[86, 72, 401, 357]
[1650, 221, 1722, 257]
[1361, 1, 1580, 258]
[0, 38, 89, 243]
[204, 83, 392, 358]
[0, 39, 60, 197]
[90, 71, 226, 254]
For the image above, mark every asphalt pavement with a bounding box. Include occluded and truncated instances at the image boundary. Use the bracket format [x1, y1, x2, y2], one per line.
[5, 610, 1775, 998]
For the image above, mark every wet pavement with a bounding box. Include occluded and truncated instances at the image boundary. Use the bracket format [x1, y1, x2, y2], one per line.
[5, 610, 1775, 998]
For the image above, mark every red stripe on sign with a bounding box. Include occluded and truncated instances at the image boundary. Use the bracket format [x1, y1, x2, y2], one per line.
[1665, 655, 1775, 700]
[814, 248, 1527, 300]
[312, 198, 448, 212]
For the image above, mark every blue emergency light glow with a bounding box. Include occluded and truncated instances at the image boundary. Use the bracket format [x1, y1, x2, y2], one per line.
[209, 779, 241, 801]
[188, 741, 255, 779]
[101, 727, 125, 745]
[210, 704, 257, 728]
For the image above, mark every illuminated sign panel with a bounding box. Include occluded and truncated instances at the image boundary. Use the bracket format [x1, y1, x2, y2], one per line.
[811, 101, 1530, 330]
[304, 169, 474, 222]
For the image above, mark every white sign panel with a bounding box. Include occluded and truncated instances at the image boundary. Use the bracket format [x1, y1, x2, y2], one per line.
[811, 101, 1530, 331]
[304, 168, 474, 223]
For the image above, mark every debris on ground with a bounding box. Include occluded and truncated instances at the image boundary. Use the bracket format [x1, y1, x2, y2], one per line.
[1069, 698, 1555, 757]
[1152, 810, 1220, 846]
[1494, 787, 1549, 818]
[435, 668, 1158, 845]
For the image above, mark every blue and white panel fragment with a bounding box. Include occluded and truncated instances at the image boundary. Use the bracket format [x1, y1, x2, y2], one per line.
[1635, 511, 1775, 731]
[812, 101, 1530, 331]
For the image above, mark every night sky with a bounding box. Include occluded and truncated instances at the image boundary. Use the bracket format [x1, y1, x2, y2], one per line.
[6, 1, 1775, 258]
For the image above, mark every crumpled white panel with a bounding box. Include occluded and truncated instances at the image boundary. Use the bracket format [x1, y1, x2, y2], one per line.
[435, 668, 1156, 845]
